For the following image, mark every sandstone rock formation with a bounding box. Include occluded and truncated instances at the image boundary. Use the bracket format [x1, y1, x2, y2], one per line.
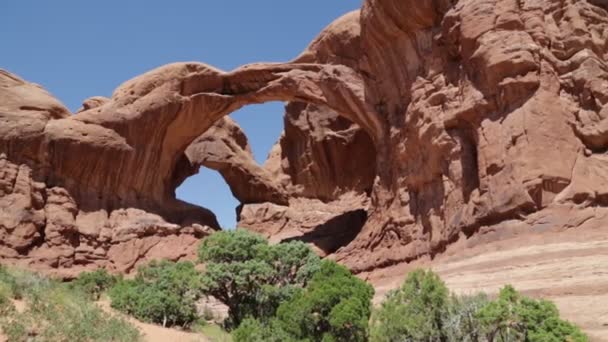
[0, 71, 216, 276]
[233, 11, 378, 253]
[237, 0, 608, 276]
[1, 0, 608, 287]
[333, 0, 608, 272]
[184, 117, 288, 206]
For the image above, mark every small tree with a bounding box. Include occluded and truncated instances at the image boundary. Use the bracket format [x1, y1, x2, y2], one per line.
[276, 260, 374, 342]
[108, 260, 202, 328]
[371, 270, 589, 342]
[444, 293, 490, 342]
[232, 318, 294, 342]
[70, 269, 118, 300]
[370, 269, 449, 342]
[477, 285, 588, 342]
[198, 230, 321, 328]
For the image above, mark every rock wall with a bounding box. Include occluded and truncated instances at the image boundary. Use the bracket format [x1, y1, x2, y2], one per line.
[0, 72, 215, 276]
[0, 38, 375, 275]
[335, 0, 608, 272]
[1, 0, 608, 277]
[235, 0, 608, 272]
[0, 154, 210, 275]
[234, 11, 377, 253]
[238, 0, 608, 273]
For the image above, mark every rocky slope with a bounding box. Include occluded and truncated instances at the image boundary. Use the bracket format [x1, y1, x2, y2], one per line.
[1, 0, 608, 297]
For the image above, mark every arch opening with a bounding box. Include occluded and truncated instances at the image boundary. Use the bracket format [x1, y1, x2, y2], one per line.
[172, 96, 378, 246]
[176, 167, 239, 229]
[144, 61, 382, 237]
[175, 102, 286, 228]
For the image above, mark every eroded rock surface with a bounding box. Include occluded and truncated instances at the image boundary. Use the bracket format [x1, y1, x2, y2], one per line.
[185, 117, 288, 206]
[234, 11, 378, 247]
[1, 0, 608, 286]
[235, 0, 608, 275]
[0, 72, 216, 277]
[334, 0, 608, 272]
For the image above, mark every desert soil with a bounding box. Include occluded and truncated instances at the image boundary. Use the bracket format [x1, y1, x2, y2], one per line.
[0, 300, 209, 342]
[97, 300, 209, 342]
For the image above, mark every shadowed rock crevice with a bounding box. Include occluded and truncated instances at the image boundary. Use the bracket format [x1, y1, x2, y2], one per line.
[283, 209, 367, 255]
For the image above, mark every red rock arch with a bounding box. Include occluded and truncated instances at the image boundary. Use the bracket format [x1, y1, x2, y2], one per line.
[44, 62, 382, 211]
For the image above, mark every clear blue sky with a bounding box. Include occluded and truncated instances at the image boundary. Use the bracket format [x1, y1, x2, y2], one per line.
[1, 1, 361, 228]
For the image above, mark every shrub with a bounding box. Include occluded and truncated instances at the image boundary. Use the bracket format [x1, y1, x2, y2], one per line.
[0, 287, 15, 317]
[109, 260, 202, 328]
[199, 231, 372, 340]
[70, 268, 118, 300]
[276, 260, 375, 342]
[370, 269, 449, 342]
[0, 264, 20, 299]
[371, 270, 589, 342]
[443, 293, 490, 341]
[477, 285, 588, 342]
[0, 267, 17, 316]
[0, 266, 140, 341]
[30, 287, 141, 341]
[232, 318, 293, 342]
[198, 229, 268, 263]
[196, 322, 234, 342]
[198, 230, 321, 328]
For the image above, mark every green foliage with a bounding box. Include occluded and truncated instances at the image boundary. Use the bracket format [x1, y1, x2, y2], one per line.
[199, 231, 372, 341]
[198, 230, 321, 328]
[0, 286, 15, 317]
[199, 229, 268, 263]
[70, 268, 118, 300]
[371, 270, 588, 342]
[477, 285, 588, 342]
[0, 264, 21, 299]
[0, 266, 140, 341]
[276, 260, 375, 342]
[232, 318, 294, 342]
[196, 322, 234, 342]
[370, 269, 449, 342]
[109, 260, 202, 328]
[443, 293, 491, 341]
[30, 288, 140, 341]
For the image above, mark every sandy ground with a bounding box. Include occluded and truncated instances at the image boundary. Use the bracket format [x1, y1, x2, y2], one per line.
[0, 300, 24, 342]
[97, 300, 209, 342]
[368, 226, 608, 341]
[0, 300, 208, 342]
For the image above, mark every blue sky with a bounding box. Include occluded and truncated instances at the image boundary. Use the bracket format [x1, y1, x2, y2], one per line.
[1, 1, 361, 228]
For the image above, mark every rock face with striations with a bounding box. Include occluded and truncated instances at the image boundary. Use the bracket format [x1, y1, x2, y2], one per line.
[0, 72, 216, 276]
[236, 0, 608, 274]
[1, 0, 608, 282]
[335, 0, 608, 272]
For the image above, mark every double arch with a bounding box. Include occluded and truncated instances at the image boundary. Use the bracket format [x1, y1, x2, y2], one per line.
[69, 61, 383, 206]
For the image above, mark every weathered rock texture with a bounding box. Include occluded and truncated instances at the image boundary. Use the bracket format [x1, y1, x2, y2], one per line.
[2, 0, 608, 286]
[333, 0, 608, 272]
[238, 0, 608, 275]
[184, 117, 288, 206]
[0, 73, 216, 276]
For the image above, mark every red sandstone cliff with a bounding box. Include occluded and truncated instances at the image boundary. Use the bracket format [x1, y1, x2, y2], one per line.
[1, 0, 608, 282]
